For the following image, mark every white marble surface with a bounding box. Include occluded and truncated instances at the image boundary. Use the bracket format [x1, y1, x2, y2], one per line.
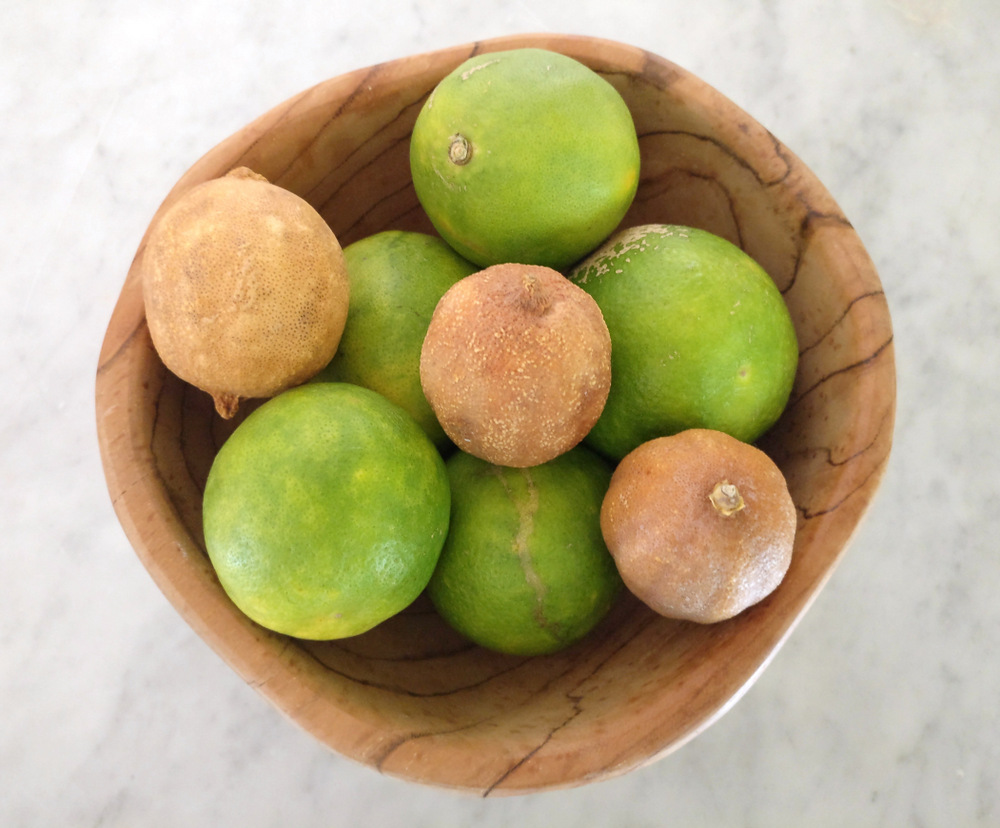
[2, 0, 997, 824]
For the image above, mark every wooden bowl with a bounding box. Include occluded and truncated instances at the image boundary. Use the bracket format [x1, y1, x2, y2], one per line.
[96, 33, 895, 795]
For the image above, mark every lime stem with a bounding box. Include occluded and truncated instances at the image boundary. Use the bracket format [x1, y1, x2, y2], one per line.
[448, 134, 472, 165]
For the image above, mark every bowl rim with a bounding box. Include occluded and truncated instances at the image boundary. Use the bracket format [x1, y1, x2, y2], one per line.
[95, 32, 896, 795]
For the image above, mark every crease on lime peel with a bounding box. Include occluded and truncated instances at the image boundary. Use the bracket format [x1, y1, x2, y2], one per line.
[492, 465, 549, 629]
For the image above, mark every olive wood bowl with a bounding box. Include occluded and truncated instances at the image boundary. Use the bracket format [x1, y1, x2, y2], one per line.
[96, 33, 896, 795]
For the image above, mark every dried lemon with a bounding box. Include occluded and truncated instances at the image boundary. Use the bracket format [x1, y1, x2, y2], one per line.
[142, 167, 349, 417]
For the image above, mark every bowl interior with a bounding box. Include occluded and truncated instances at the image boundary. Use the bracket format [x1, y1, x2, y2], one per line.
[96, 33, 895, 795]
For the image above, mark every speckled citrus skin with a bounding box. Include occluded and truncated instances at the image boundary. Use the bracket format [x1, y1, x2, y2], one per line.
[142, 167, 349, 417]
[428, 446, 621, 656]
[409, 48, 640, 271]
[312, 230, 478, 448]
[569, 224, 799, 460]
[600, 429, 797, 624]
[202, 383, 450, 640]
[419, 263, 611, 467]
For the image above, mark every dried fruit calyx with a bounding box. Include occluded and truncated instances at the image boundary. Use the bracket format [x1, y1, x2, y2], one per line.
[142, 167, 350, 417]
[709, 481, 746, 516]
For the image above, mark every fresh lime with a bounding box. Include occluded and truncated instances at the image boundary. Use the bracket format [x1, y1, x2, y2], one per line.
[202, 382, 450, 640]
[312, 230, 477, 448]
[568, 224, 799, 460]
[428, 446, 622, 656]
[409, 48, 640, 271]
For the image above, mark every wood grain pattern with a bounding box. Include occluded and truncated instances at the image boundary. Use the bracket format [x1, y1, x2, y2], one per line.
[95, 33, 896, 795]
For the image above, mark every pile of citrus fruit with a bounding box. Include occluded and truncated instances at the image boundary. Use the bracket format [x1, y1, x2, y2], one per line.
[142, 48, 800, 656]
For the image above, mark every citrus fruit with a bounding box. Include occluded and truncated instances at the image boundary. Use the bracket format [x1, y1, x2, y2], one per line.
[143, 167, 349, 418]
[568, 224, 799, 460]
[202, 382, 450, 640]
[409, 48, 640, 271]
[428, 447, 622, 656]
[600, 429, 797, 623]
[312, 230, 477, 448]
[419, 263, 612, 467]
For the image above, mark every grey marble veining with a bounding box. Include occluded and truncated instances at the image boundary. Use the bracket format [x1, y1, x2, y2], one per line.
[2, 0, 998, 825]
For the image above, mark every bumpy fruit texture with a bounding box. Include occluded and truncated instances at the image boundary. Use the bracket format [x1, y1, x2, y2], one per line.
[409, 48, 640, 271]
[428, 447, 622, 656]
[419, 263, 612, 468]
[601, 428, 797, 623]
[203, 383, 450, 640]
[569, 224, 799, 460]
[142, 167, 349, 418]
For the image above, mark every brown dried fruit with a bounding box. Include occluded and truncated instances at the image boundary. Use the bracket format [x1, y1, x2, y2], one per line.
[419, 263, 611, 467]
[142, 167, 350, 417]
[600, 429, 797, 623]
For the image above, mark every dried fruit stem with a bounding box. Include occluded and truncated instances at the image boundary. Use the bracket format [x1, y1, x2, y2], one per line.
[518, 270, 552, 315]
[448, 134, 472, 165]
[213, 392, 241, 419]
[709, 481, 745, 516]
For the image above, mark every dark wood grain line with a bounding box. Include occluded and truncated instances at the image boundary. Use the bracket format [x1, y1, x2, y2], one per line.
[764, 128, 796, 187]
[231, 91, 316, 173]
[300, 645, 534, 698]
[605, 52, 685, 93]
[336, 157, 418, 237]
[798, 449, 890, 520]
[265, 64, 385, 187]
[371, 612, 660, 786]
[324, 640, 479, 663]
[784, 406, 894, 468]
[798, 290, 887, 356]
[637, 128, 793, 189]
[369, 648, 593, 772]
[632, 164, 745, 248]
[788, 333, 894, 408]
[482, 612, 661, 795]
[482, 692, 585, 796]
[96, 313, 146, 376]
[152, 381, 214, 552]
[310, 100, 426, 214]
[780, 208, 854, 296]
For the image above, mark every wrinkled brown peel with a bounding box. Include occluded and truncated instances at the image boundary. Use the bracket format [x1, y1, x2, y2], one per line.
[141, 168, 350, 417]
[601, 429, 796, 624]
[420, 263, 611, 467]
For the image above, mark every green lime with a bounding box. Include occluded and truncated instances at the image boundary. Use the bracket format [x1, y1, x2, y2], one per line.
[568, 224, 799, 460]
[428, 447, 622, 656]
[312, 230, 477, 448]
[202, 382, 450, 640]
[409, 48, 640, 271]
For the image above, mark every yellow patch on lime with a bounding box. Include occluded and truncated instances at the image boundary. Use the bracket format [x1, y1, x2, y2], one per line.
[428, 446, 622, 656]
[409, 48, 640, 271]
[203, 383, 450, 640]
[568, 224, 799, 460]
